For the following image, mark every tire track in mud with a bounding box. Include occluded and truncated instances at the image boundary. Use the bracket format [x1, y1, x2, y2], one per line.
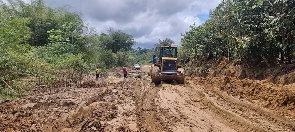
[142, 77, 295, 132]
[183, 81, 264, 132]
[186, 78, 295, 132]
[134, 65, 295, 132]
[131, 66, 180, 132]
[156, 83, 236, 132]
[132, 78, 169, 132]
[133, 72, 264, 131]
[133, 65, 237, 131]
[133, 78, 236, 131]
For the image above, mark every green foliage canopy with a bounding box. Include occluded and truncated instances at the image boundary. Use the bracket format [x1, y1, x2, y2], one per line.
[181, 0, 295, 64]
[99, 28, 136, 53]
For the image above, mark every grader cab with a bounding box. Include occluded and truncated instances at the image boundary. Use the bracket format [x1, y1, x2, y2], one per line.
[150, 45, 185, 85]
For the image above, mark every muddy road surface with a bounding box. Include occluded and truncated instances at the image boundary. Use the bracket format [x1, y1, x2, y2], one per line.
[0, 65, 295, 132]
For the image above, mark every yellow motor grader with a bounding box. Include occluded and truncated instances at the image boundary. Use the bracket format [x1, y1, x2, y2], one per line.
[150, 44, 185, 85]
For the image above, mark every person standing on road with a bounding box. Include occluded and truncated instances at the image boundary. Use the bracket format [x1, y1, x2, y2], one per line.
[95, 67, 100, 80]
[123, 65, 127, 78]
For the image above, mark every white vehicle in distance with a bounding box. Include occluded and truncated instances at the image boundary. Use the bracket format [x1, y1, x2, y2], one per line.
[133, 64, 141, 70]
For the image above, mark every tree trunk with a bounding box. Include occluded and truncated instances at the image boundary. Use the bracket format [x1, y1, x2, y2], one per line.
[207, 52, 213, 60]
[286, 45, 292, 64]
[280, 49, 284, 61]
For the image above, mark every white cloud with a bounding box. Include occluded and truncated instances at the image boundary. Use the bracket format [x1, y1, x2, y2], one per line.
[21, 0, 222, 48]
[184, 16, 201, 25]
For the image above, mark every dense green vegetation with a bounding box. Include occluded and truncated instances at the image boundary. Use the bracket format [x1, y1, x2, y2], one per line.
[0, 0, 154, 99]
[182, 0, 295, 65]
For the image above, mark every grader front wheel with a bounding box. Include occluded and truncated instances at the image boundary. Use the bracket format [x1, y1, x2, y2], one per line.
[152, 77, 161, 85]
[177, 76, 185, 84]
[151, 71, 161, 85]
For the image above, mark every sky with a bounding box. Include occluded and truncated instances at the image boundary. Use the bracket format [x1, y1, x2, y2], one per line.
[23, 0, 222, 48]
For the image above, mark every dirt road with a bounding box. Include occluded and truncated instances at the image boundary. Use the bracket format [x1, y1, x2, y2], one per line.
[0, 65, 295, 131]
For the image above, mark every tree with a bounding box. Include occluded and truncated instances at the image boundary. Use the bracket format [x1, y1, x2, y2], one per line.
[181, 0, 295, 64]
[99, 28, 136, 53]
[155, 38, 175, 47]
[0, 2, 32, 88]
[130, 48, 155, 64]
[0, 0, 98, 96]
[98, 49, 117, 68]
